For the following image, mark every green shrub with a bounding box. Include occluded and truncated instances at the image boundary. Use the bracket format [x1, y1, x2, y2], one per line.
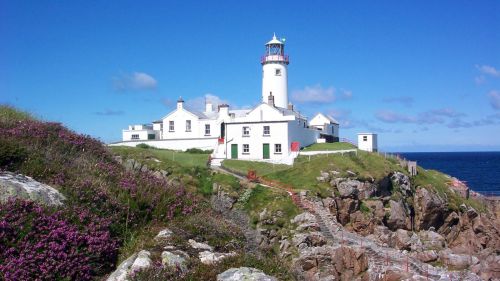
[136, 143, 154, 149]
[185, 148, 213, 154]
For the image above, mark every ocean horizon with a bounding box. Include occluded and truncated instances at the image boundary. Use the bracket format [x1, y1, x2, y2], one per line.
[399, 151, 500, 196]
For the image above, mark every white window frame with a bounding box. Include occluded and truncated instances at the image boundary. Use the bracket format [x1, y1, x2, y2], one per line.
[186, 120, 191, 132]
[263, 125, 270, 136]
[274, 143, 282, 154]
[131, 134, 140, 140]
[243, 126, 250, 136]
[205, 124, 211, 136]
[243, 144, 250, 154]
[169, 121, 174, 132]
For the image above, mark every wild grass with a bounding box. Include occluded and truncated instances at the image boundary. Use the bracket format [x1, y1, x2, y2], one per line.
[110, 146, 209, 168]
[222, 159, 290, 176]
[301, 142, 356, 151]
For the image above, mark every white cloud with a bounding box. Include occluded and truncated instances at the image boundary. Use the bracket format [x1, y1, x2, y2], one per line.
[476, 65, 500, 77]
[291, 84, 336, 103]
[94, 109, 124, 116]
[474, 75, 486, 85]
[113, 72, 158, 91]
[488, 90, 500, 110]
[375, 108, 466, 124]
[375, 110, 416, 123]
[185, 93, 229, 112]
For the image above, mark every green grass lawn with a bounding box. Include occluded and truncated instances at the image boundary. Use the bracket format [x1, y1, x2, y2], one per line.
[301, 142, 357, 151]
[222, 159, 291, 176]
[265, 151, 407, 196]
[110, 146, 210, 168]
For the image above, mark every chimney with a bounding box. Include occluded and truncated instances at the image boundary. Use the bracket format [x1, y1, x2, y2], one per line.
[205, 100, 213, 113]
[287, 102, 294, 111]
[177, 96, 184, 110]
[267, 92, 275, 107]
[218, 104, 229, 116]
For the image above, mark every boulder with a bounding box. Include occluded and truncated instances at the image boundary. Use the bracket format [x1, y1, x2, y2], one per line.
[335, 198, 360, 225]
[0, 171, 66, 206]
[364, 200, 385, 223]
[415, 250, 438, 263]
[217, 267, 277, 281]
[439, 249, 479, 270]
[188, 239, 213, 251]
[349, 211, 375, 236]
[291, 212, 317, 225]
[390, 172, 412, 197]
[292, 232, 327, 249]
[391, 229, 411, 250]
[357, 182, 378, 199]
[414, 188, 447, 231]
[130, 250, 152, 273]
[293, 246, 368, 281]
[337, 180, 360, 198]
[418, 230, 446, 251]
[386, 200, 408, 231]
[199, 251, 237, 265]
[162, 251, 188, 272]
[155, 228, 173, 240]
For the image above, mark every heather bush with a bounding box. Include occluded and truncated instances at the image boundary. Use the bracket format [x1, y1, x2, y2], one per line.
[0, 106, 201, 277]
[0, 199, 119, 280]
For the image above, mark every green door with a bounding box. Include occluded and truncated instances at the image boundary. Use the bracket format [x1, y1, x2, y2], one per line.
[263, 143, 270, 159]
[231, 144, 238, 159]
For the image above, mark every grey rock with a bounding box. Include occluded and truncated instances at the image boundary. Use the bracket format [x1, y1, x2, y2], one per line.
[390, 172, 412, 197]
[106, 253, 138, 281]
[217, 267, 277, 281]
[386, 200, 408, 231]
[0, 172, 66, 206]
[199, 251, 236, 265]
[188, 239, 213, 251]
[155, 228, 173, 240]
[337, 180, 360, 198]
[162, 251, 187, 272]
[418, 230, 446, 251]
[130, 250, 152, 273]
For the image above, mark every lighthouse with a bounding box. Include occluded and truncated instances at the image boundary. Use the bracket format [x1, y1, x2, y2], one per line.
[261, 33, 289, 109]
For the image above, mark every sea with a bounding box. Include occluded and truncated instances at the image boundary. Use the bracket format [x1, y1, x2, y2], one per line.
[399, 151, 500, 196]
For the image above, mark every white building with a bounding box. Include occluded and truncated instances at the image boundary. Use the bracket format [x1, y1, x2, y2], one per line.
[112, 34, 341, 164]
[357, 133, 378, 152]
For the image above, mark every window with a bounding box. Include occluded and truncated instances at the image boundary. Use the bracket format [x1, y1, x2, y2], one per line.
[205, 124, 211, 135]
[148, 134, 155, 140]
[275, 68, 281, 76]
[169, 121, 174, 132]
[131, 134, 139, 140]
[275, 144, 282, 154]
[243, 126, 250, 136]
[263, 125, 270, 135]
[363, 136, 368, 141]
[186, 120, 191, 132]
[160, 124, 163, 130]
[243, 144, 249, 154]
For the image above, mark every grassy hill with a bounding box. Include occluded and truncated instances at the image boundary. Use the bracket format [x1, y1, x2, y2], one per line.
[0, 105, 295, 280]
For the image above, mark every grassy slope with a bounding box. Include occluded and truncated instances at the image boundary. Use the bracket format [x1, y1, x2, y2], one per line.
[222, 159, 290, 176]
[110, 146, 209, 168]
[301, 142, 357, 151]
[0, 105, 295, 279]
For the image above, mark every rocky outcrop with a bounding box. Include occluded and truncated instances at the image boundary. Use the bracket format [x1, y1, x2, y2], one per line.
[293, 246, 368, 281]
[217, 267, 277, 281]
[161, 250, 188, 272]
[414, 187, 447, 231]
[0, 171, 65, 206]
[390, 172, 412, 197]
[386, 200, 408, 231]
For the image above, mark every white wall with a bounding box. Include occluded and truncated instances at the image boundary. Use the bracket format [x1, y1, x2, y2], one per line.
[262, 63, 288, 108]
[358, 133, 378, 152]
[110, 137, 218, 151]
[287, 120, 320, 150]
[225, 121, 290, 162]
[122, 129, 158, 141]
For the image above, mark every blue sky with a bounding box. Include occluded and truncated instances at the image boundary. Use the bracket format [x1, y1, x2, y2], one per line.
[1, 1, 499, 152]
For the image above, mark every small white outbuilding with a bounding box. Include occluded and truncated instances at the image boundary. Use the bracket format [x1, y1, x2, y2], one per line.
[357, 133, 378, 152]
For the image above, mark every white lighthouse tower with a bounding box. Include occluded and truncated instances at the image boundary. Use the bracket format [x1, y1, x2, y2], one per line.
[261, 33, 289, 108]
